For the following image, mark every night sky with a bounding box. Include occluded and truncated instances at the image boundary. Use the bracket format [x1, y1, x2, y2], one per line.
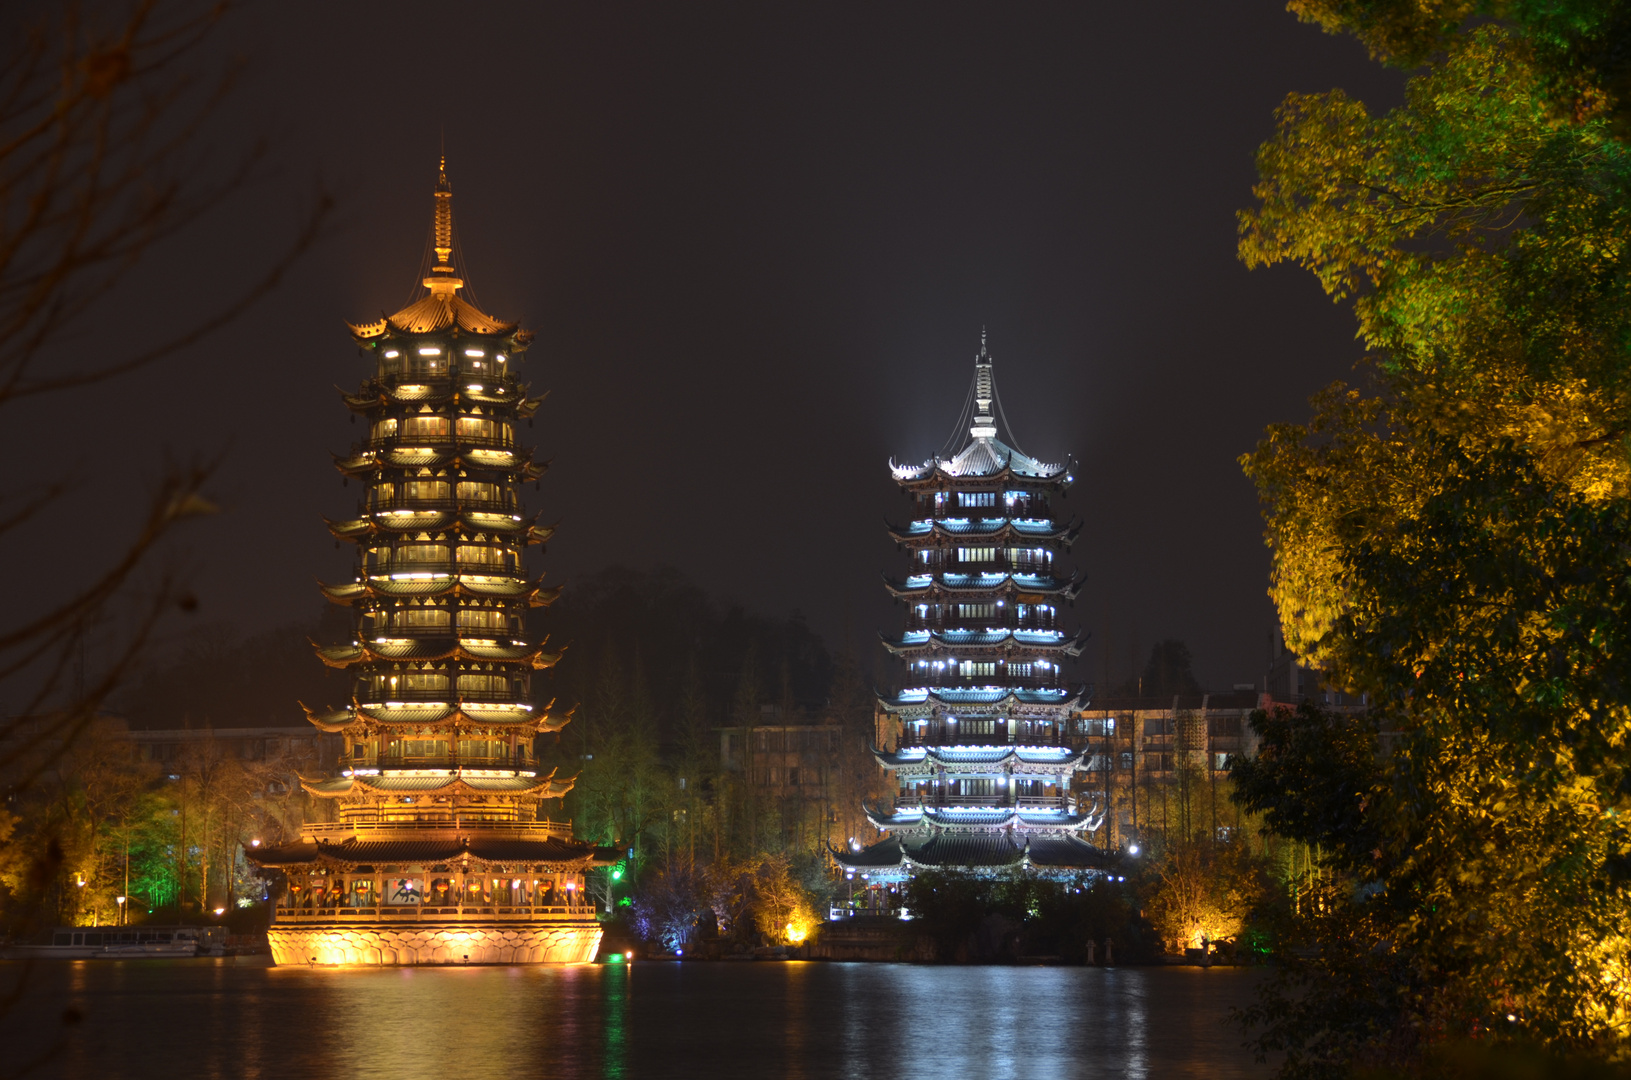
[17, 2, 1404, 698]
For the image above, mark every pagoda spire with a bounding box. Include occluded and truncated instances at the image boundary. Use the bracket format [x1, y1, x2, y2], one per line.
[423, 156, 464, 300]
[970, 327, 997, 440]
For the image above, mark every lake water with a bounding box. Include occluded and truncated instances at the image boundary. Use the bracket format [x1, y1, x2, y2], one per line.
[2, 959, 1271, 1080]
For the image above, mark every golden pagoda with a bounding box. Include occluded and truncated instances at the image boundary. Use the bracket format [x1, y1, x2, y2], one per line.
[249, 159, 617, 966]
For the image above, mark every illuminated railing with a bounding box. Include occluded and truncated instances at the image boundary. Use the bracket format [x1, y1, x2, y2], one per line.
[302, 819, 575, 840]
[343, 753, 534, 771]
[362, 562, 524, 578]
[273, 906, 595, 922]
[897, 723, 1067, 748]
[890, 795, 1070, 811]
[360, 434, 518, 453]
[364, 498, 521, 515]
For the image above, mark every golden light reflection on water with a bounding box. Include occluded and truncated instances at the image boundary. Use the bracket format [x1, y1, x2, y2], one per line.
[14, 959, 1268, 1080]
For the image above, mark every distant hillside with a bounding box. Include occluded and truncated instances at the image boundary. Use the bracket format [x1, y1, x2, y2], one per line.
[116, 606, 353, 730]
[115, 565, 843, 736]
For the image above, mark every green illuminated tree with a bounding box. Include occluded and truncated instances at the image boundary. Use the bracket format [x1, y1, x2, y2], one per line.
[1237, 4, 1631, 1071]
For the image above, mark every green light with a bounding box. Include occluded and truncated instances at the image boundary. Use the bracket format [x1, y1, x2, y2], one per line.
[606, 952, 622, 963]
[610, 866, 623, 881]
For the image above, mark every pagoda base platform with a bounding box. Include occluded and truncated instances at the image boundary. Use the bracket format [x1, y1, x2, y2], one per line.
[268, 916, 602, 966]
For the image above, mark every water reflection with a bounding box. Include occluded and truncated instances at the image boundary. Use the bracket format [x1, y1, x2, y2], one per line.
[5, 959, 1267, 1080]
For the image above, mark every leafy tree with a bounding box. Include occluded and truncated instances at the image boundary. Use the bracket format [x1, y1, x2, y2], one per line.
[1140, 836, 1268, 955]
[1288, 0, 1631, 138]
[1237, 3, 1631, 1070]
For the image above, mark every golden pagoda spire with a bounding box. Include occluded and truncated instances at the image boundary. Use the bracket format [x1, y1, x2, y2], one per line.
[423, 155, 463, 300]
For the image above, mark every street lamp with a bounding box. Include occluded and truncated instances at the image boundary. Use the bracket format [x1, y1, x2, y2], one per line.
[116, 896, 126, 926]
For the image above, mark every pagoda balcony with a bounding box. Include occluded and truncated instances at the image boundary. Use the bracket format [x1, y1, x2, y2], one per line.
[457, 689, 531, 704]
[906, 677, 1066, 692]
[301, 820, 575, 841]
[346, 752, 534, 771]
[364, 562, 522, 578]
[905, 618, 1059, 634]
[898, 723, 1068, 748]
[349, 690, 529, 707]
[892, 795, 1070, 810]
[361, 434, 518, 453]
[364, 498, 522, 515]
[273, 905, 592, 922]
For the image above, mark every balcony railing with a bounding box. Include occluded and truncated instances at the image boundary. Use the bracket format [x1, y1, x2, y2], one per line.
[350, 690, 531, 706]
[362, 562, 523, 578]
[273, 905, 595, 923]
[897, 724, 1067, 748]
[302, 820, 575, 841]
[892, 794, 1069, 811]
[901, 619, 1062, 634]
[344, 753, 534, 772]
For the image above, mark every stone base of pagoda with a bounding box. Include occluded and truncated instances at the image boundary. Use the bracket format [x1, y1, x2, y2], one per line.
[268, 916, 603, 966]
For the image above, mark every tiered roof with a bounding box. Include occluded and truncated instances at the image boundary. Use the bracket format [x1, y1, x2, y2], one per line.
[837, 333, 1103, 881]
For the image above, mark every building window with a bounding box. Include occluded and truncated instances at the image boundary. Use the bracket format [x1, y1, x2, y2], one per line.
[957, 492, 996, 508]
[957, 603, 995, 619]
[457, 544, 509, 569]
[402, 480, 450, 501]
[1119, 752, 1134, 771]
[394, 607, 450, 629]
[457, 481, 501, 504]
[956, 547, 996, 563]
[1009, 663, 1033, 678]
[396, 543, 449, 565]
[402, 416, 449, 440]
[457, 608, 507, 631]
[456, 417, 496, 441]
[958, 661, 995, 677]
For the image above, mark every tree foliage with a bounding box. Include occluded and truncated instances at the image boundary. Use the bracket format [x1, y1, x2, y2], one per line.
[1237, 4, 1631, 1071]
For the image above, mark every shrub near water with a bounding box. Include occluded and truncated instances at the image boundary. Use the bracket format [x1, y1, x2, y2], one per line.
[903, 870, 1148, 963]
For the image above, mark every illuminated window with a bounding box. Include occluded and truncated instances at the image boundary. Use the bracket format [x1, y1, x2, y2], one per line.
[958, 661, 995, 677]
[957, 603, 995, 619]
[388, 738, 447, 758]
[956, 547, 996, 563]
[402, 480, 449, 501]
[457, 545, 508, 569]
[371, 418, 398, 440]
[456, 416, 498, 442]
[958, 492, 996, 508]
[393, 607, 450, 629]
[402, 416, 449, 439]
[456, 481, 501, 504]
[400, 672, 448, 693]
[396, 543, 449, 564]
[457, 608, 507, 631]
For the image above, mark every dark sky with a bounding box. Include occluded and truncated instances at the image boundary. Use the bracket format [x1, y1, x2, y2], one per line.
[16, 2, 1403, 698]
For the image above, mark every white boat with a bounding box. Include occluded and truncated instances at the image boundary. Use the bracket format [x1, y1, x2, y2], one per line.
[0, 926, 228, 959]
